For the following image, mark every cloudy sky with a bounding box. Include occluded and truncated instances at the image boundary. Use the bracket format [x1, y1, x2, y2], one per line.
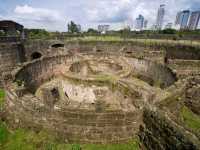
[0, 0, 200, 31]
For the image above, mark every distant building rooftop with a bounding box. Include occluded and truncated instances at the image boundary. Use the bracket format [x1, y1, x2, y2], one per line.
[0, 20, 24, 31]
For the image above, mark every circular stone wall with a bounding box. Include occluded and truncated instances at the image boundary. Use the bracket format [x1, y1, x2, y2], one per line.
[5, 53, 177, 143]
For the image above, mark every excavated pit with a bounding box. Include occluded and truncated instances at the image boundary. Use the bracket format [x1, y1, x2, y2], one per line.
[5, 53, 177, 143]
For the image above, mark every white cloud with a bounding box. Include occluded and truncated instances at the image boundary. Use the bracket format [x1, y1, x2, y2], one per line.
[12, 5, 67, 31]
[86, 0, 132, 23]
[14, 5, 62, 23]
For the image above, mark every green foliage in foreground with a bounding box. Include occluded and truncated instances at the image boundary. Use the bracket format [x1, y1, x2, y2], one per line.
[181, 106, 200, 133]
[0, 121, 140, 150]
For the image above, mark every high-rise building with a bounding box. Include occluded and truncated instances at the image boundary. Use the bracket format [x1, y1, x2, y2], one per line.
[175, 10, 190, 29]
[98, 25, 110, 34]
[175, 11, 182, 25]
[188, 11, 200, 30]
[135, 15, 144, 30]
[144, 20, 148, 29]
[155, 4, 165, 30]
[180, 10, 190, 29]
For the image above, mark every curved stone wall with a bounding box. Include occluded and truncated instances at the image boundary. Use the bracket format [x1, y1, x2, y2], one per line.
[5, 88, 142, 143]
[4, 53, 177, 144]
[7, 54, 145, 143]
[14, 55, 81, 92]
[14, 53, 176, 91]
[128, 58, 177, 88]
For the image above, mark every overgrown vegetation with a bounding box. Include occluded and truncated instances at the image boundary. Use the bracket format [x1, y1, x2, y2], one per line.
[0, 121, 140, 150]
[181, 106, 200, 133]
[25, 29, 52, 39]
[24, 26, 200, 46]
[0, 89, 5, 108]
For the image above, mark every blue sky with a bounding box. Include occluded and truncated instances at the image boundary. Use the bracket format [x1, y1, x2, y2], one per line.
[0, 0, 200, 31]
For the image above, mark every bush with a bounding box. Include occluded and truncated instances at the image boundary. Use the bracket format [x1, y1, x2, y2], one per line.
[72, 144, 82, 150]
[162, 29, 177, 34]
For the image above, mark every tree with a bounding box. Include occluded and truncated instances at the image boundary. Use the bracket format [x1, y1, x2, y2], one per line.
[67, 21, 79, 33]
[87, 28, 99, 34]
[120, 27, 131, 40]
[162, 28, 176, 34]
[25, 29, 50, 39]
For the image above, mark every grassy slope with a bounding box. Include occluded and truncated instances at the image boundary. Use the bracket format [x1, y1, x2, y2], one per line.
[181, 106, 200, 133]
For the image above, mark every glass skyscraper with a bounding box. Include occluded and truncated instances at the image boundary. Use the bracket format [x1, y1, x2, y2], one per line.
[175, 10, 190, 29]
[135, 14, 144, 30]
[180, 10, 190, 29]
[188, 11, 200, 30]
[156, 4, 165, 30]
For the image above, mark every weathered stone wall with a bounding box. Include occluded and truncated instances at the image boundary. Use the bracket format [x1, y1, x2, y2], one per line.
[23, 40, 200, 58]
[5, 80, 143, 144]
[168, 59, 200, 78]
[14, 55, 80, 92]
[14, 54, 176, 92]
[1, 40, 200, 88]
[0, 42, 25, 87]
[23, 40, 66, 61]
[184, 77, 200, 115]
[128, 58, 177, 88]
[139, 109, 200, 150]
[165, 45, 200, 60]
[23, 40, 165, 63]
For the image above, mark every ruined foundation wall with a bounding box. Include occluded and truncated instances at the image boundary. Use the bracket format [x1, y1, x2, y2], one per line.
[14, 54, 176, 91]
[5, 87, 143, 143]
[23, 40, 200, 58]
[139, 109, 200, 150]
[0, 43, 25, 87]
[165, 45, 200, 60]
[23, 40, 165, 62]
[168, 59, 200, 78]
[15, 55, 80, 92]
[128, 58, 177, 88]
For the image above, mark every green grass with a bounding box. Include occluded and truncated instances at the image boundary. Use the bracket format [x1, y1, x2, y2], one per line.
[65, 36, 200, 47]
[0, 121, 140, 150]
[0, 89, 5, 108]
[181, 106, 200, 133]
[81, 140, 140, 150]
[0, 122, 9, 145]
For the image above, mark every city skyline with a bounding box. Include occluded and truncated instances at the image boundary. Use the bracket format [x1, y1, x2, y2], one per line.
[0, 0, 200, 31]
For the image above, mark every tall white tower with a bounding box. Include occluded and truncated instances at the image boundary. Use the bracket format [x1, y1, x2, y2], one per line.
[156, 4, 165, 30]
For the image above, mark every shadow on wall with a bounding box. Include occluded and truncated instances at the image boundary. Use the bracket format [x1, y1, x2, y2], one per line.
[31, 52, 42, 60]
[51, 43, 64, 48]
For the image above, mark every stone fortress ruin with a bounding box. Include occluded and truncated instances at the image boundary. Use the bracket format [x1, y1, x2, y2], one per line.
[0, 21, 200, 149]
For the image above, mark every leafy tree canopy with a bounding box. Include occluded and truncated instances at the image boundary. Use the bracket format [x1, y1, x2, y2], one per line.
[67, 21, 80, 33]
